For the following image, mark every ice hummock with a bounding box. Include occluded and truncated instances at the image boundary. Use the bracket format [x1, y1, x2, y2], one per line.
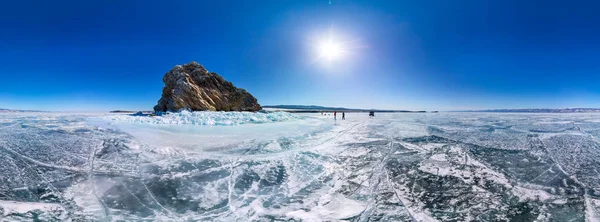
[104, 111, 331, 152]
[104, 110, 298, 126]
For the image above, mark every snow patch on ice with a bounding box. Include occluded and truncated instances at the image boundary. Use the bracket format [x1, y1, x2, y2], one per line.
[512, 186, 553, 201]
[0, 200, 66, 219]
[586, 197, 600, 222]
[429, 153, 448, 162]
[286, 193, 365, 221]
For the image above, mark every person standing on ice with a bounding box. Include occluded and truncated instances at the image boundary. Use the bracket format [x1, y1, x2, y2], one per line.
[342, 112, 345, 120]
[334, 111, 337, 120]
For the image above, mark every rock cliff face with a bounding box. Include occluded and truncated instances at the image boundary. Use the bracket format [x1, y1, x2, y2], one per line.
[153, 62, 261, 112]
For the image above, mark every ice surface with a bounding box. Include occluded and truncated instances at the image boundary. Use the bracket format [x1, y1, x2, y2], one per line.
[0, 112, 599, 221]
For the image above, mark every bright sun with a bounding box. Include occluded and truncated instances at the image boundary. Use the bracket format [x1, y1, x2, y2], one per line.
[311, 29, 360, 64]
[318, 39, 344, 61]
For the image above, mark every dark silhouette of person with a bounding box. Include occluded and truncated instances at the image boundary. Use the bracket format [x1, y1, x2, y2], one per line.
[334, 111, 337, 120]
[342, 112, 345, 120]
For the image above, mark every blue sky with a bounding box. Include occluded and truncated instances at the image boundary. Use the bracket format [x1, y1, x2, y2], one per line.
[1, 0, 599, 111]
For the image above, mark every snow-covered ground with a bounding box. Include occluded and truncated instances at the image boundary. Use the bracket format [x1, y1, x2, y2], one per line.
[0, 111, 599, 221]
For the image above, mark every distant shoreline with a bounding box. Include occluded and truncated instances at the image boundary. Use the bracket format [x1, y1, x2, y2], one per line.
[262, 105, 431, 113]
[269, 109, 428, 113]
[109, 110, 154, 114]
[457, 108, 600, 113]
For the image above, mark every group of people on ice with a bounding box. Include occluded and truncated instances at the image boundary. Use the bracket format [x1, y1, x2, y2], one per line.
[334, 111, 345, 120]
[321, 111, 345, 120]
[321, 111, 375, 119]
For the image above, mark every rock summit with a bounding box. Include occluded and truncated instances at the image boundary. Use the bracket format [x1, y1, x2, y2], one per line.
[154, 62, 261, 112]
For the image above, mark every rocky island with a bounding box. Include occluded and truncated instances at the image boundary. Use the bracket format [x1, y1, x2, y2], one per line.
[154, 62, 262, 112]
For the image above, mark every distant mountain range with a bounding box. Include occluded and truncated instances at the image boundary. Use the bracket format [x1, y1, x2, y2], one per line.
[466, 108, 600, 113]
[0, 108, 44, 113]
[262, 105, 428, 113]
[110, 110, 154, 114]
[262, 105, 352, 110]
[263, 106, 600, 113]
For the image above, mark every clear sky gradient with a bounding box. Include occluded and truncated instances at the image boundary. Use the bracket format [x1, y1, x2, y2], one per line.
[1, 0, 599, 111]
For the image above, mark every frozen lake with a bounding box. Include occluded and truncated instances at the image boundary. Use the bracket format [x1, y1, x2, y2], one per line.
[1, 111, 599, 221]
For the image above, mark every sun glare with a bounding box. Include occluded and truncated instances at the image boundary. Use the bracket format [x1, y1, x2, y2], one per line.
[310, 29, 362, 65]
[318, 39, 343, 61]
